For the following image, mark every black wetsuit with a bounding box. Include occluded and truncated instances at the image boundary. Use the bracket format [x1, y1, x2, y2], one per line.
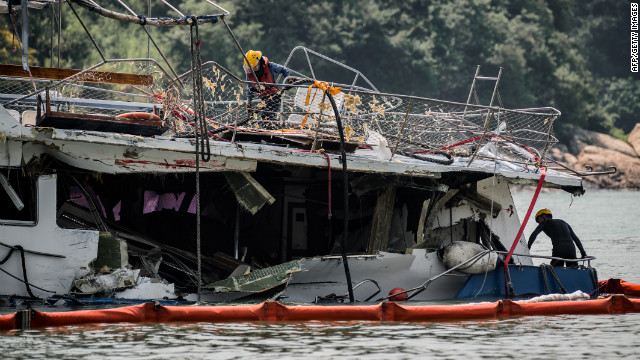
[528, 218, 587, 267]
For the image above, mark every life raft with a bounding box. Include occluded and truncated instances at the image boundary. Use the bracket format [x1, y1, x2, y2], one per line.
[116, 112, 161, 122]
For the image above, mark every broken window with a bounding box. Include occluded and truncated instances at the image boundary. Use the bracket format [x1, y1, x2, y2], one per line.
[0, 171, 36, 223]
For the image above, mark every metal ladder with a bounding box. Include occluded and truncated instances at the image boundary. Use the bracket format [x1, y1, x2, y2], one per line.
[465, 65, 503, 166]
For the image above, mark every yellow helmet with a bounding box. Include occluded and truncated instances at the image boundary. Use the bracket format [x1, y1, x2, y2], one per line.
[244, 50, 262, 70]
[535, 208, 552, 219]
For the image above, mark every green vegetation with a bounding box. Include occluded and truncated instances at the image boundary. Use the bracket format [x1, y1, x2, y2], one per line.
[1, 0, 637, 142]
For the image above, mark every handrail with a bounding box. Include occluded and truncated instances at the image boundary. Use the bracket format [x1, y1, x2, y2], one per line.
[281, 46, 379, 92]
[494, 250, 595, 267]
[3, 58, 180, 107]
[545, 157, 617, 177]
[194, 61, 561, 119]
[377, 248, 595, 301]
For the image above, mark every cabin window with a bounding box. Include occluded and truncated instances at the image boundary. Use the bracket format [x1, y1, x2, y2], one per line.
[0, 171, 36, 224]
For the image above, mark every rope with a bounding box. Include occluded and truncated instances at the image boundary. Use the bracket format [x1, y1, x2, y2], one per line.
[0, 247, 15, 266]
[16, 246, 36, 298]
[0, 264, 53, 295]
[488, 130, 500, 256]
[540, 264, 551, 294]
[473, 262, 491, 298]
[401, 150, 454, 165]
[503, 166, 546, 296]
[189, 17, 205, 302]
[544, 264, 567, 294]
[190, 19, 210, 162]
[383, 249, 491, 301]
[589, 267, 599, 297]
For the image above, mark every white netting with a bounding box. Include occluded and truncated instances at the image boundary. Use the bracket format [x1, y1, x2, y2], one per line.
[0, 60, 169, 120]
[0, 60, 559, 166]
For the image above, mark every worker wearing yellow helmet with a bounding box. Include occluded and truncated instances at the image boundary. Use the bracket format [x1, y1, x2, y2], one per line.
[244, 50, 290, 125]
[527, 208, 588, 267]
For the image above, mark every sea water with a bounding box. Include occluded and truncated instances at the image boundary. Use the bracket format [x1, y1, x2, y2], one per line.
[1, 190, 639, 359]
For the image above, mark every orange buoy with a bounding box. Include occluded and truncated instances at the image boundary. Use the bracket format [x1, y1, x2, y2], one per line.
[388, 288, 408, 301]
[117, 112, 161, 122]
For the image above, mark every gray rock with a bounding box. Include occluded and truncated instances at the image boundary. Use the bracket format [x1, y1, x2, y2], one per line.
[576, 145, 640, 189]
[628, 123, 640, 157]
[570, 128, 637, 158]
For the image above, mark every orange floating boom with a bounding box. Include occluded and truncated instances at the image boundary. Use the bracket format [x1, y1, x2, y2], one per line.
[598, 279, 640, 296]
[2, 295, 640, 330]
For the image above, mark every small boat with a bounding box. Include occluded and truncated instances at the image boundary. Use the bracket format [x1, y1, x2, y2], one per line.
[0, 1, 607, 305]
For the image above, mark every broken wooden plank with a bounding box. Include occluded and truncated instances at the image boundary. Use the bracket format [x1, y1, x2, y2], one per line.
[0, 64, 153, 86]
[415, 189, 459, 249]
[415, 197, 432, 245]
[366, 182, 397, 254]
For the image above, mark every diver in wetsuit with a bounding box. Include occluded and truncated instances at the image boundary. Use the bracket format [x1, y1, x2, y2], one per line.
[528, 208, 588, 268]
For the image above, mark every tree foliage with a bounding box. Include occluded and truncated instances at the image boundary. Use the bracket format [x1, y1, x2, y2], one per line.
[1, 0, 636, 141]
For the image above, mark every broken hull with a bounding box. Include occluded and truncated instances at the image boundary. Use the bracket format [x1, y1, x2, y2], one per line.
[282, 254, 598, 303]
[0, 64, 589, 302]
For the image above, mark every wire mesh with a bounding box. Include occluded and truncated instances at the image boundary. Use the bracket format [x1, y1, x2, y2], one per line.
[164, 61, 559, 165]
[0, 60, 167, 117]
[0, 59, 559, 166]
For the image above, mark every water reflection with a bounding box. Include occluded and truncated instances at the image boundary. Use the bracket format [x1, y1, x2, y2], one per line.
[3, 314, 640, 359]
[1, 191, 639, 359]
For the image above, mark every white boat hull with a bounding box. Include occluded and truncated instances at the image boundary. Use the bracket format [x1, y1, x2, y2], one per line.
[282, 250, 470, 303]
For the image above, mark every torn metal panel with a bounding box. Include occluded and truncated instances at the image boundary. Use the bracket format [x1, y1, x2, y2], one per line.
[72, 268, 138, 294]
[203, 260, 302, 293]
[224, 171, 275, 214]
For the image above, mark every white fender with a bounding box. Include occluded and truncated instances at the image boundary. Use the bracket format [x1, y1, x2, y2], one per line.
[442, 241, 498, 274]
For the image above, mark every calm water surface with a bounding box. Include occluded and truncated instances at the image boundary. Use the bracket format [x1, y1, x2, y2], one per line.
[2, 190, 639, 359]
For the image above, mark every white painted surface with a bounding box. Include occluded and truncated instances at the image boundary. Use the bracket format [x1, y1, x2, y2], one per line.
[0, 175, 99, 298]
[283, 250, 469, 302]
[477, 177, 533, 265]
[115, 277, 176, 300]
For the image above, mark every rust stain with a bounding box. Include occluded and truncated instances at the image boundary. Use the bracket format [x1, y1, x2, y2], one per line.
[123, 147, 140, 159]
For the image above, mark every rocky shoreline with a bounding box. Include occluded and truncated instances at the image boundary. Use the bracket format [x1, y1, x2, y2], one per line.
[547, 124, 640, 190]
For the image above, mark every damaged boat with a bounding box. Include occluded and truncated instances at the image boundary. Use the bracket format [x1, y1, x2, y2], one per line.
[0, 1, 606, 305]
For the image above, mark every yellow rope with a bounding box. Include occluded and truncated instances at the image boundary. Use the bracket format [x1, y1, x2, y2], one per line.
[301, 81, 342, 129]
